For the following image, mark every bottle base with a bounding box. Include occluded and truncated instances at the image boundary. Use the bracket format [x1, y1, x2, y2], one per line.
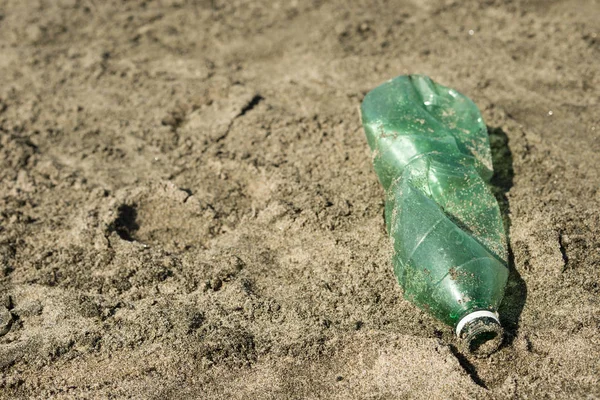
[456, 311, 503, 356]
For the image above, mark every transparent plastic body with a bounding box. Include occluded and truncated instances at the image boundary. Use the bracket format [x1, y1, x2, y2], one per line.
[361, 75, 508, 329]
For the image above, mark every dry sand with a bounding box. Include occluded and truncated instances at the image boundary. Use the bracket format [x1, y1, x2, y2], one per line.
[0, 0, 599, 398]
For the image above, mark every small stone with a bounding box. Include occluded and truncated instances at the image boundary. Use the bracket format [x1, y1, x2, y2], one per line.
[25, 24, 43, 43]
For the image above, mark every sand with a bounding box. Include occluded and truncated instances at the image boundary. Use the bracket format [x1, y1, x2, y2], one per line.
[0, 0, 599, 398]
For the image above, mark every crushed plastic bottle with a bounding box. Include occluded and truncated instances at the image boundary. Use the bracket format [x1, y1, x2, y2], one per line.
[361, 75, 508, 355]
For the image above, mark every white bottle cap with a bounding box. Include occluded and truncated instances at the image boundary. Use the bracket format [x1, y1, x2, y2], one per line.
[455, 310, 499, 337]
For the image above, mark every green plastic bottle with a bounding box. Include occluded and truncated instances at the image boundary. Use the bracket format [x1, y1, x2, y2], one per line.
[361, 75, 508, 355]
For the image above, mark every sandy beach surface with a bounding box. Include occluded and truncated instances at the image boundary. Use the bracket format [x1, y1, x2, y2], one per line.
[0, 0, 599, 398]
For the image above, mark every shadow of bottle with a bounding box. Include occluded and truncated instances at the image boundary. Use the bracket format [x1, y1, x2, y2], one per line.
[488, 126, 527, 347]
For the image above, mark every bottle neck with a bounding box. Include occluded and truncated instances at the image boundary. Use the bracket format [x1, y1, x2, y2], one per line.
[456, 311, 504, 356]
[455, 310, 499, 336]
